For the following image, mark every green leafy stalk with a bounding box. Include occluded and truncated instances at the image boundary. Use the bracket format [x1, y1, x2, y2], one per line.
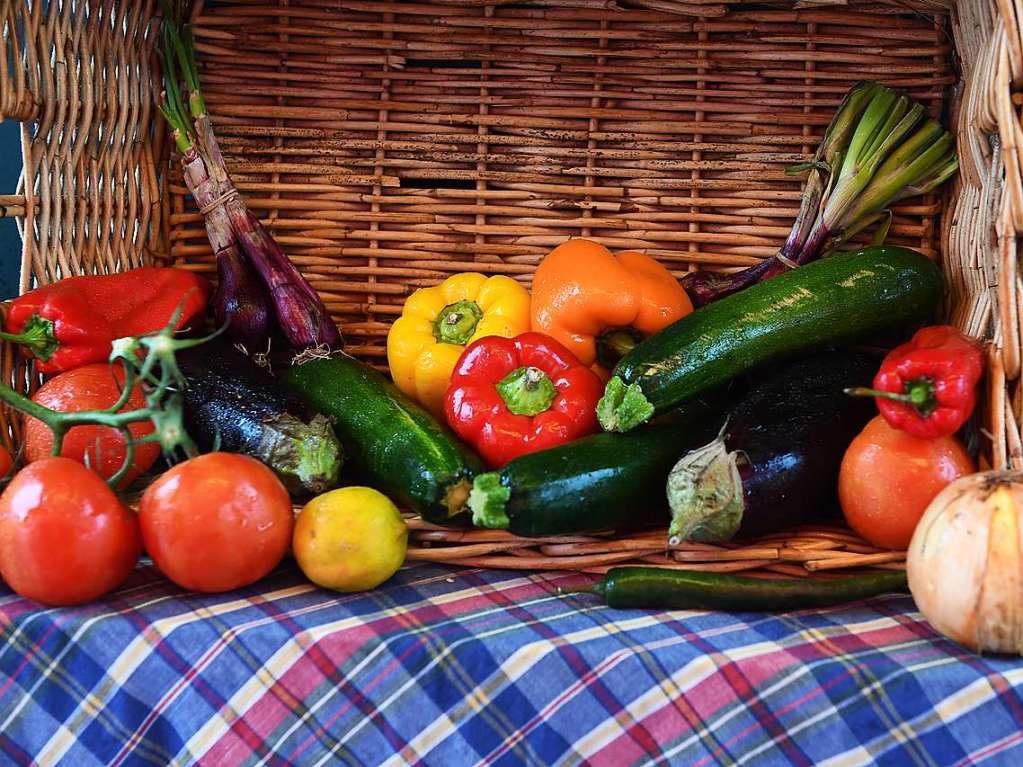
[156, 5, 345, 353]
[682, 81, 959, 307]
[159, 24, 195, 155]
[777, 83, 876, 260]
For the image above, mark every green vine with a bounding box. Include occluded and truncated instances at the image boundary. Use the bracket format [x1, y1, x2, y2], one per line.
[0, 300, 216, 488]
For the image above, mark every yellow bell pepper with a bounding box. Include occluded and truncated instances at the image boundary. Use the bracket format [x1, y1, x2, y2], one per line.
[387, 273, 531, 416]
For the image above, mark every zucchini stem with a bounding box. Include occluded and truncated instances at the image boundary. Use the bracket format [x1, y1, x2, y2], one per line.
[596, 376, 655, 432]
[469, 472, 511, 529]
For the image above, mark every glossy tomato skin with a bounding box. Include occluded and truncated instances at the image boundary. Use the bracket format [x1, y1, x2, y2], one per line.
[139, 453, 293, 593]
[839, 416, 975, 550]
[0, 446, 12, 477]
[0, 457, 141, 605]
[24, 363, 159, 486]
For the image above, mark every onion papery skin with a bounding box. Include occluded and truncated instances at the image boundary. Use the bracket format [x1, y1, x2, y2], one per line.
[907, 470, 1023, 655]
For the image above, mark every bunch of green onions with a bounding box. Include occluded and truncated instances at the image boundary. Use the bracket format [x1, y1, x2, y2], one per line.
[158, 3, 343, 356]
[682, 81, 959, 307]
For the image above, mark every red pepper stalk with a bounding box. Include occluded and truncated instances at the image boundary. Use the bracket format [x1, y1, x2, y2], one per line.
[846, 325, 983, 439]
[0, 269, 210, 374]
[444, 332, 605, 468]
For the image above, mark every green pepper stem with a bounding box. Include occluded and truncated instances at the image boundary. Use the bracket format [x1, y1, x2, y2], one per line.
[496, 365, 557, 416]
[845, 379, 938, 417]
[0, 315, 59, 361]
[433, 300, 483, 346]
[595, 327, 643, 369]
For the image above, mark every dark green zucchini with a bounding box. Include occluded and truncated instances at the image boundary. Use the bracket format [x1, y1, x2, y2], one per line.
[283, 354, 485, 525]
[469, 395, 724, 536]
[597, 246, 943, 432]
[587, 567, 908, 611]
[177, 338, 343, 496]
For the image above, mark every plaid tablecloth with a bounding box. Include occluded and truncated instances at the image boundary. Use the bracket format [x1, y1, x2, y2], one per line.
[1, 562, 1022, 767]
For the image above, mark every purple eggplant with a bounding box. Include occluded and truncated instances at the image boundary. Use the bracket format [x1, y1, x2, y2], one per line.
[666, 351, 878, 543]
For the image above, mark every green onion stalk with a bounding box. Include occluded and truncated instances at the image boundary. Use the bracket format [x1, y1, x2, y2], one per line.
[0, 303, 211, 489]
[681, 81, 959, 307]
[157, 1, 343, 356]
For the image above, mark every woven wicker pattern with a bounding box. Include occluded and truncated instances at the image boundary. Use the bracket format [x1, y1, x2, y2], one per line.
[946, 0, 1023, 470]
[0, 1, 167, 287]
[0, 0, 1010, 576]
[404, 518, 906, 575]
[164, 1, 953, 366]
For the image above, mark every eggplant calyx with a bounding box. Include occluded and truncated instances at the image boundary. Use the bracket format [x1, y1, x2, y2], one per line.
[257, 413, 344, 495]
[597, 377, 654, 432]
[666, 432, 745, 544]
[469, 472, 512, 529]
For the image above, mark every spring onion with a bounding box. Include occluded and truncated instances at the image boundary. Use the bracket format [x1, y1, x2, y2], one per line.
[158, 4, 343, 355]
[682, 81, 959, 307]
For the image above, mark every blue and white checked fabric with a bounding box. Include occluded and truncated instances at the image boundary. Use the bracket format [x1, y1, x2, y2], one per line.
[1, 561, 1022, 766]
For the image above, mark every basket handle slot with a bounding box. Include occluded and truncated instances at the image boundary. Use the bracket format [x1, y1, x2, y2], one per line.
[404, 59, 482, 70]
[401, 178, 477, 191]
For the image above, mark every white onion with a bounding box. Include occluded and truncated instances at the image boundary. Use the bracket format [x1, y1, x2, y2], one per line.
[907, 470, 1023, 654]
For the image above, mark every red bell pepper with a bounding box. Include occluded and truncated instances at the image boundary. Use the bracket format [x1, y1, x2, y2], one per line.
[0, 268, 210, 374]
[444, 332, 604, 467]
[846, 325, 984, 439]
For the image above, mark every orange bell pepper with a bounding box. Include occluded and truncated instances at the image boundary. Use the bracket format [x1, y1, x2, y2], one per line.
[531, 239, 693, 369]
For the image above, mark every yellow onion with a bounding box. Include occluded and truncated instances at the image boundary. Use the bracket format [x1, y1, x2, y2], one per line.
[907, 470, 1023, 654]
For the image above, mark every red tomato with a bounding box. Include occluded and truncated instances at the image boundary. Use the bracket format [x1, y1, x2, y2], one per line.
[839, 416, 976, 550]
[24, 363, 160, 486]
[0, 446, 12, 477]
[139, 453, 293, 593]
[0, 457, 141, 605]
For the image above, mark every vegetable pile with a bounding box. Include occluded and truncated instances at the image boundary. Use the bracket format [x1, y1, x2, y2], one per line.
[0, 47, 995, 656]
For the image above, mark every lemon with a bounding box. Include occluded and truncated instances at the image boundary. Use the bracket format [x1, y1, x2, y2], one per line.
[293, 486, 408, 592]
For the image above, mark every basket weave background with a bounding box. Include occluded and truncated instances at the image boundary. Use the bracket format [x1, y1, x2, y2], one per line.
[0, 0, 1014, 575]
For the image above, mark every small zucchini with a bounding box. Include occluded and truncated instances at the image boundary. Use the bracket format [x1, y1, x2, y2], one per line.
[283, 354, 484, 525]
[598, 247, 943, 432]
[588, 567, 908, 611]
[470, 396, 723, 536]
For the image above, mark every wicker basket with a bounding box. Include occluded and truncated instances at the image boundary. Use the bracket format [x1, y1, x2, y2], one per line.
[0, 0, 1010, 577]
